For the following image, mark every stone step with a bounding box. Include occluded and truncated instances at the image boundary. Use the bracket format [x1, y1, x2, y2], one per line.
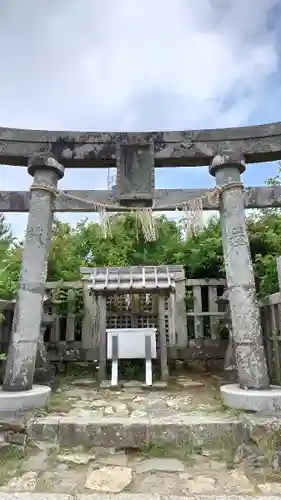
[0, 494, 281, 500]
[27, 414, 247, 448]
[1, 424, 281, 496]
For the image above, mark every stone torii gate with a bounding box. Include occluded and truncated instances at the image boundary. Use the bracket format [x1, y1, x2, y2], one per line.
[1, 122, 281, 413]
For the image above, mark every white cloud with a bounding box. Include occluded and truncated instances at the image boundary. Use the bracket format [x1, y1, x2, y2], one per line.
[0, 0, 280, 237]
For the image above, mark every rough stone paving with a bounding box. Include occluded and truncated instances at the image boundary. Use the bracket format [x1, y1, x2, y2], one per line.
[0, 375, 281, 496]
[42, 375, 223, 420]
[0, 427, 281, 496]
[1, 448, 281, 496]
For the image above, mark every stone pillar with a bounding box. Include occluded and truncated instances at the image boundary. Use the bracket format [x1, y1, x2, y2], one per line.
[3, 153, 64, 391]
[210, 153, 269, 389]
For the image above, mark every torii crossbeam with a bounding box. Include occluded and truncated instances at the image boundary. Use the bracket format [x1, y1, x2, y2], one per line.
[0, 121, 281, 167]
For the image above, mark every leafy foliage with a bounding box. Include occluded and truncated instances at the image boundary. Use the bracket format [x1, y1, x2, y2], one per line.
[1, 165, 281, 300]
[0, 216, 21, 299]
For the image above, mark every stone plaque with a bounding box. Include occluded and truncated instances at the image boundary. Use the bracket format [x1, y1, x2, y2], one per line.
[116, 140, 155, 206]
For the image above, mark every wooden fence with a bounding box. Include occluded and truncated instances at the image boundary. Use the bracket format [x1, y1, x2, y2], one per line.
[0, 278, 228, 367]
[1, 264, 281, 381]
[185, 278, 226, 341]
[259, 292, 281, 385]
[258, 256, 281, 384]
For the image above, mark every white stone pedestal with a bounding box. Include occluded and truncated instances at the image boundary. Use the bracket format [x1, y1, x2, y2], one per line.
[0, 385, 51, 412]
[221, 383, 281, 413]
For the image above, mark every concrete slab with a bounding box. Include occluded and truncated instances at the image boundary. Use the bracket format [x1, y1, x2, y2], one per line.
[220, 383, 281, 413]
[0, 385, 51, 412]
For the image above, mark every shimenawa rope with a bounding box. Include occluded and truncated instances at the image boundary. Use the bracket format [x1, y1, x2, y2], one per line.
[30, 181, 244, 241]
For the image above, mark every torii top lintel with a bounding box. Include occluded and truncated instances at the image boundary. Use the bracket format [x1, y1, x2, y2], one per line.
[1, 121, 281, 168]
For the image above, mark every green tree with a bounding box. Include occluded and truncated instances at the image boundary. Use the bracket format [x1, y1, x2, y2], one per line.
[2, 162, 281, 300]
[0, 215, 21, 299]
[179, 216, 224, 278]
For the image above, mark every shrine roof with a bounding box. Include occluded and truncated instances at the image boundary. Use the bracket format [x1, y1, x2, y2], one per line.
[80, 265, 184, 293]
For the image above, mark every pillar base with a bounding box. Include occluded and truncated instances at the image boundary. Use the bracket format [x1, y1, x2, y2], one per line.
[0, 385, 51, 412]
[221, 383, 281, 413]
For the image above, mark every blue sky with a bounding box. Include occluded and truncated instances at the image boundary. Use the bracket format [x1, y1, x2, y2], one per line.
[1, 0, 281, 238]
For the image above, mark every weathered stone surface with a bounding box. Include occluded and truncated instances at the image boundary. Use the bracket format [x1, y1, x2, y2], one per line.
[33, 365, 56, 385]
[259, 482, 281, 494]
[3, 471, 38, 491]
[147, 416, 247, 448]
[233, 442, 260, 465]
[98, 453, 129, 466]
[146, 381, 168, 389]
[58, 419, 149, 448]
[0, 428, 279, 498]
[99, 381, 112, 389]
[210, 155, 269, 389]
[121, 380, 143, 388]
[28, 414, 245, 449]
[1, 122, 281, 167]
[5, 431, 27, 446]
[0, 495, 279, 500]
[0, 420, 26, 433]
[272, 450, 281, 472]
[21, 450, 49, 471]
[228, 468, 255, 493]
[85, 466, 132, 492]
[103, 406, 114, 416]
[130, 410, 147, 418]
[3, 186, 281, 213]
[183, 475, 217, 493]
[113, 407, 129, 417]
[116, 141, 154, 206]
[37, 470, 86, 493]
[27, 152, 64, 179]
[3, 154, 65, 391]
[58, 453, 95, 465]
[135, 457, 185, 473]
[243, 414, 281, 453]
[71, 379, 96, 387]
[27, 416, 59, 442]
[176, 378, 205, 389]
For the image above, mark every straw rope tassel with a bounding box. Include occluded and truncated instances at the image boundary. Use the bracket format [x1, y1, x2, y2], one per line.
[29, 179, 245, 241]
